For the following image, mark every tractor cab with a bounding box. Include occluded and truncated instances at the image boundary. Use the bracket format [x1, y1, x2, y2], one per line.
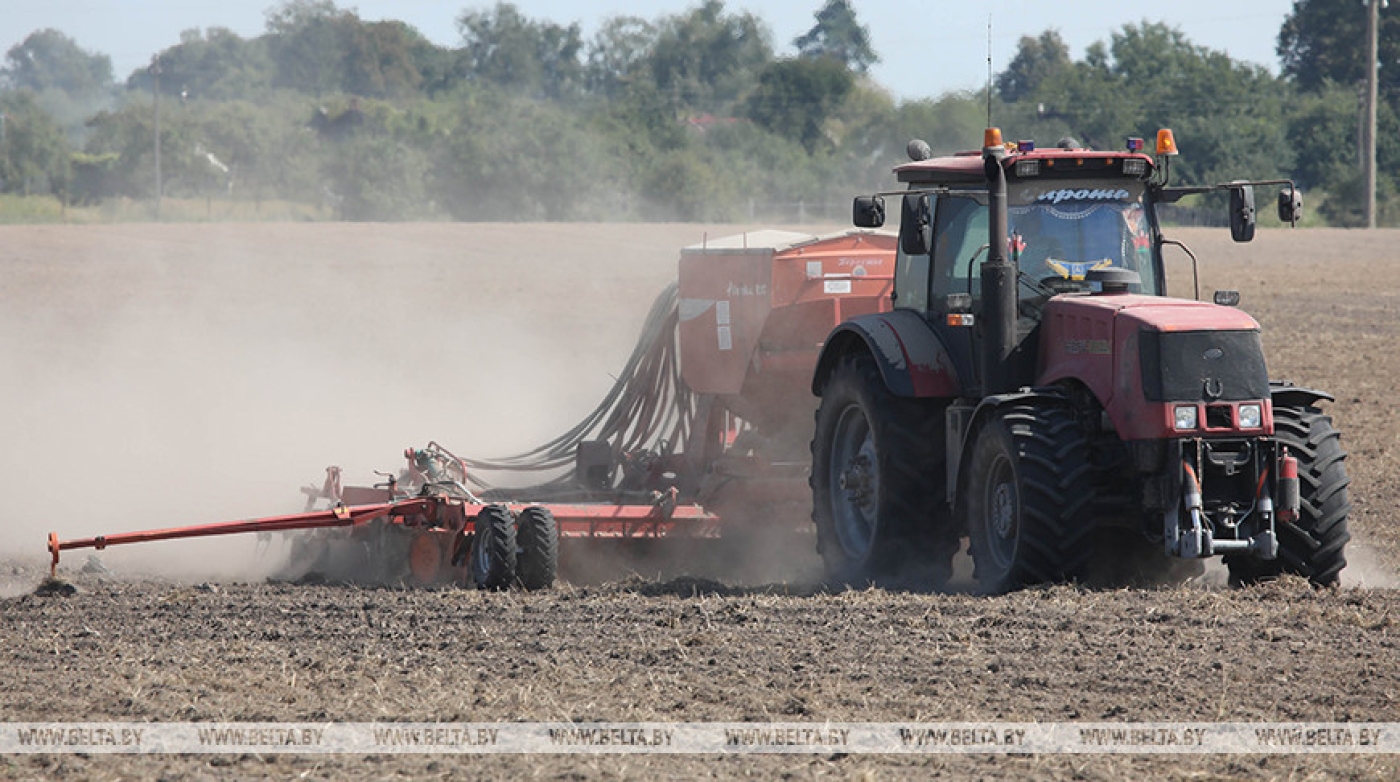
[875, 133, 1164, 320]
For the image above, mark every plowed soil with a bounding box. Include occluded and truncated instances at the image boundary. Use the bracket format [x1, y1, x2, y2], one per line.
[2, 223, 1399, 780]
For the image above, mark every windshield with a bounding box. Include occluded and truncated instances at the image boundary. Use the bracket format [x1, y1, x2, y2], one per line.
[1007, 179, 1157, 296]
[918, 177, 1159, 314]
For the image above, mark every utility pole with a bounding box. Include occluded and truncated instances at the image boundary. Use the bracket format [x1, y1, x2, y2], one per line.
[149, 55, 162, 221]
[1364, 0, 1379, 228]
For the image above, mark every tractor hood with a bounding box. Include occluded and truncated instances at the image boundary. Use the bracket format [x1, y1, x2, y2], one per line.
[1038, 293, 1268, 440]
[1042, 292, 1261, 334]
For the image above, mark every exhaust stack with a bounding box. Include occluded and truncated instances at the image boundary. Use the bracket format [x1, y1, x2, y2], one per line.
[981, 130, 1017, 396]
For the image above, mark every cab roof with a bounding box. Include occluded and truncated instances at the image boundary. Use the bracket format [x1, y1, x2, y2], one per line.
[894, 146, 1156, 186]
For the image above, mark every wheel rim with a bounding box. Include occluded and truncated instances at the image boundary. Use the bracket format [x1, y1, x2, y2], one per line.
[981, 454, 1019, 573]
[829, 403, 878, 559]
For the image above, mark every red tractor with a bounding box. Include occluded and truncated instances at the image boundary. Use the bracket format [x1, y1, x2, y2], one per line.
[811, 129, 1350, 592]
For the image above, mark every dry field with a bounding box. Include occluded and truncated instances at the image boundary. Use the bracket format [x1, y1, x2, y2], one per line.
[2, 223, 1399, 780]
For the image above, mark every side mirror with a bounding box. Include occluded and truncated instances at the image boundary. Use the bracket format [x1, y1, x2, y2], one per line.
[1277, 187, 1302, 225]
[853, 196, 885, 228]
[900, 193, 933, 256]
[1229, 184, 1256, 243]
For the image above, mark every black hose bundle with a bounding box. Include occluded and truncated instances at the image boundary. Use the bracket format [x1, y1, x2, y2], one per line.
[458, 282, 697, 499]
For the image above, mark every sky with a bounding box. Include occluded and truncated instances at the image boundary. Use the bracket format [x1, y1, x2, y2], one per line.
[1, 0, 1298, 101]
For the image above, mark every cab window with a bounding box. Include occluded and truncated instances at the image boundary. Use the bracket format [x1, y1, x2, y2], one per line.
[893, 196, 935, 312]
[931, 194, 989, 305]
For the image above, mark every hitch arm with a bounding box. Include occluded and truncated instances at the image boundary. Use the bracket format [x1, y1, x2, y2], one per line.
[46, 499, 434, 578]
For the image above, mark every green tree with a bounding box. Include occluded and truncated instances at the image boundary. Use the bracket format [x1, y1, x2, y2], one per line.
[179, 99, 298, 202]
[262, 1, 443, 98]
[68, 151, 120, 204]
[1017, 23, 1291, 186]
[80, 96, 236, 201]
[793, 0, 878, 74]
[342, 20, 432, 98]
[834, 88, 987, 192]
[1285, 82, 1361, 191]
[646, 0, 772, 111]
[253, 94, 326, 203]
[264, 0, 357, 95]
[996, 30, 1070, 103]
[2, 29, 113, 98]
[430, 86, 623, 220]
[399, 27, 460, 96]
[1278, 0, 1400, 94]
[585, 16, 658, 98]
[690, 118, 820, 219]
[323, 133, 433, 220]
[0, 89, 71, 196]
[742, 57, 853, 152]
[1284, 82, 1400, 225]
[457, 3, 584, 101]
[125, 28, 272, 101]
[1278, 0, 1400, 225]
[638, 148, 732, 220]
[81, 102, 162, 199]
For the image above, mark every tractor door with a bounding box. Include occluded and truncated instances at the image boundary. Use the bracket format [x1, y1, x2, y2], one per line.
[920, 194, 988, 397]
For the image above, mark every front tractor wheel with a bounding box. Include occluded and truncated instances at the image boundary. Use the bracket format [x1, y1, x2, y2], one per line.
[964, 403, 1095, 593]
[810, 354, 956, 586]
[1226, 405, 1351, 587]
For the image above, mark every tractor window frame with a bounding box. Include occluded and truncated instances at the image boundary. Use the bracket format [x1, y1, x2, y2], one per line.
[930, 191, 990, 309]
[893, 197, 935, 313]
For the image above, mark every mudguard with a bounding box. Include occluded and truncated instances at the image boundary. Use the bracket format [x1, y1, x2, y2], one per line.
[812, 310, 960, 398]
[947, 388, 1071, 504]
[1270, 382, 1334, 409]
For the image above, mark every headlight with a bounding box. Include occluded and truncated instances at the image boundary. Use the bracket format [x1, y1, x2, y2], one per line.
[1174, 405, 1198, 431]
[1238, 403, 1262, 429]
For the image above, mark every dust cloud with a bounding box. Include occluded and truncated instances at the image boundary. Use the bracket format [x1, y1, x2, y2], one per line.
[1341, 541, 1400, 588]
[0, 222, 835, 585]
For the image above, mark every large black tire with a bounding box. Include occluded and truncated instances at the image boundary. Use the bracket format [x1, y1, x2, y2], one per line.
[471, 504, 518, 591]
[810, 353, 958, 586]
[516, 506, 559, 591]
[964, 403, 1095, 594]
[1226, 405, 1350, 587]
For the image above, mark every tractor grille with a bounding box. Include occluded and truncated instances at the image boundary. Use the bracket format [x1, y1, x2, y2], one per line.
[1206, 404, 1234, 428]
[1138, 329, 1269, 402]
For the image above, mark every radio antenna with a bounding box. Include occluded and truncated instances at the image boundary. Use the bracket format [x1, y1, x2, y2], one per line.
[986, 15, 993, 128]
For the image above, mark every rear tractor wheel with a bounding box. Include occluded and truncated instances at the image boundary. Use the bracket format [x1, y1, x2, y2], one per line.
[810, 353, 956, 586]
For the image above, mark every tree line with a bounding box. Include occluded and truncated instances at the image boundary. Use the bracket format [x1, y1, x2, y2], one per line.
[0, 0, 1394, 224]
